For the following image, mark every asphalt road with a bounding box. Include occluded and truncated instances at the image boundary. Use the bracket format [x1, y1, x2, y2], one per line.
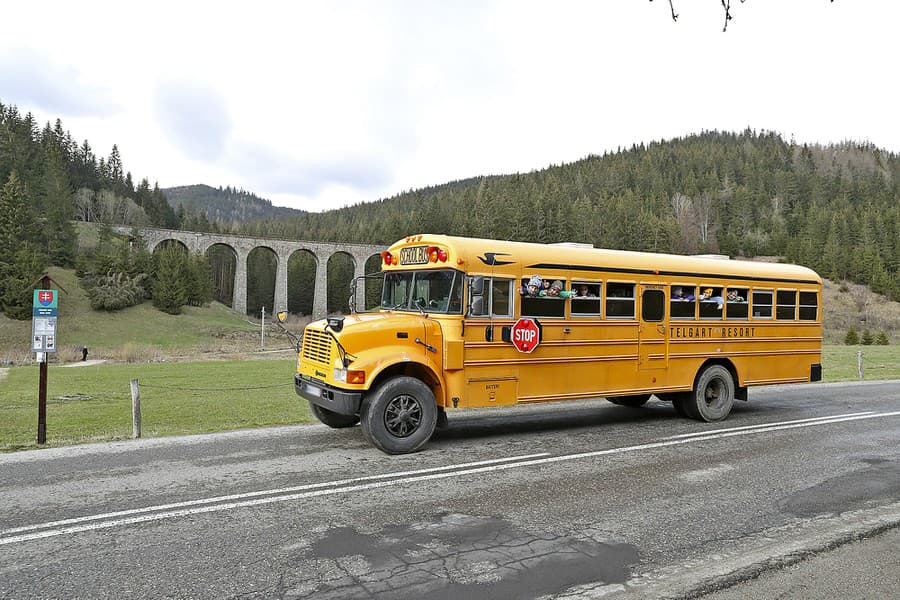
[1, 381, 899, 599]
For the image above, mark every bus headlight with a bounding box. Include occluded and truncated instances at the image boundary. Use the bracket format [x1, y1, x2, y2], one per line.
[334, 368, 365, 384]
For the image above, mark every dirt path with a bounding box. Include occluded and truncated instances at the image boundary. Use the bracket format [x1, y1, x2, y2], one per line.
[61, 359, 107, 368]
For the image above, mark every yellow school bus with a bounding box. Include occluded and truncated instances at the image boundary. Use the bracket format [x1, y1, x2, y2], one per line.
[293, 234, 822, 454]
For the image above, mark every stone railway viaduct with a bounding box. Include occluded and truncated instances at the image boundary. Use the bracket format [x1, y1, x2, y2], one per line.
[113, 227, 384, 318]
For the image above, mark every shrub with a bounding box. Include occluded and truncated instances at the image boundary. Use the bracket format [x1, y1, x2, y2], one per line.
[861, 329, 874, 345]
[85, 271, 147, 311]
[844, 326, 859, 345]
[875, 332, 889, 345]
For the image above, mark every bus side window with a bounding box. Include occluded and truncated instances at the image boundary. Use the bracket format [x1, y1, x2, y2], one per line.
[491, 279, 513, 317]
[798, 291, 818, 321]
[572, 282, 602, 316]
[776, 290, 797, 320]
[752, 290, 773, 318]
[606, 283, 635, 318]
[670, 285, 696, 319]
[725, 287, 749, 320]
[699, 286, 724, 319]
[468, 277, 513, 318]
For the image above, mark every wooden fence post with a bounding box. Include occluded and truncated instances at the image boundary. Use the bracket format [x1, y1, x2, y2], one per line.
[130, 378, 142, 438]
[857, 350, 864, 380]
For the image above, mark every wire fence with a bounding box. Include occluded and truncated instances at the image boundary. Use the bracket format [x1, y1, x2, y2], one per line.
[138, 382, 294, 392]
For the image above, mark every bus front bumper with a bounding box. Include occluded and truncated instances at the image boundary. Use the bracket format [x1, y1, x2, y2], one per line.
[295, 374, 362, 415]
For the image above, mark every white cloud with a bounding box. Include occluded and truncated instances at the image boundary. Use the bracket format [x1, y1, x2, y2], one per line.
[1, 1, 897, 212]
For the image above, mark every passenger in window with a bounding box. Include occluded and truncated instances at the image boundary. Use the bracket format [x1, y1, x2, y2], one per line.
[520, 274, 544, 297]
[699, 287, 724, 310]
[726, 289, 745, 303]
[672, 286, 694, 301]
[545, 280, 573, 298]
[575, 284, 597, 297]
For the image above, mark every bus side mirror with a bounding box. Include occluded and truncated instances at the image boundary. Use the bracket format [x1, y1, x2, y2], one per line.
[471, 276, 485, 296]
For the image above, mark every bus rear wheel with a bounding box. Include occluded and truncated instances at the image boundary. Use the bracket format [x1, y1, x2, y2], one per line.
[309, 401, 360, 428]
[361, 376, 437, 454]
[607, 394, 651, 407]
[685, 365, 735, 422]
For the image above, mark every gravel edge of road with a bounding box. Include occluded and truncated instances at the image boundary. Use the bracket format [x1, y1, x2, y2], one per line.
[611, 501, 900, 599]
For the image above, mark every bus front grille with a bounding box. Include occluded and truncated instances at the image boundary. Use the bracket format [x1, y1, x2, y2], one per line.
[302, 329, 334, 366]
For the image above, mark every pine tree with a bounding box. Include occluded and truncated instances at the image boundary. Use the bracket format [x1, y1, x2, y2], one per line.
[0, 172, 40, 256]
[861, 329, 874, 345]
[152, 247, 188, 314]
[184, 253, 214, 307]
[0, 244, 45, 319]
[844, 326, 859, 345]
[41, 149, 77, 266]
[875, 332, 889, 345]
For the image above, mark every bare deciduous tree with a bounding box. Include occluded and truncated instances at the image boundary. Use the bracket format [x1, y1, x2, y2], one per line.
[651, 1, 834, 32]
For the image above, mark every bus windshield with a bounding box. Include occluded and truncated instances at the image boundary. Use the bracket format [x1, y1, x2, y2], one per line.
[381, 269, 463, 313]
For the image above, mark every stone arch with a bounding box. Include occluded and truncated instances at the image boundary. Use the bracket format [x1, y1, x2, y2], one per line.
[363, 254, 384, 310]
[152, 238, 189, 255]
[205, 243, 238, 308]
[326, 251, 356, 315]
[246, 245, 278, 317]
[287, 249, 318, 316]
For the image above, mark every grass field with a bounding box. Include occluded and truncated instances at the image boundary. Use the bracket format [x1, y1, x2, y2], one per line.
[821, 344, 900, 382]
[0, 359, 311, 452]
[1, 345, 896, 452]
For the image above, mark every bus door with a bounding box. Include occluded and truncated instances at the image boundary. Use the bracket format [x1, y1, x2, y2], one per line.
[638, 286, 668, 371]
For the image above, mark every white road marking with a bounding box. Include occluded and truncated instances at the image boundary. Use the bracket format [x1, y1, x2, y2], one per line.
[0, 453, 549, 537]
[3, 411, 899, 546]
[661, 412, 876, 440]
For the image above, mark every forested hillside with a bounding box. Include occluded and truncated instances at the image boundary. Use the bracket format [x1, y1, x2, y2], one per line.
[1, 100, 181, 318]
[2, 94, 898, 314]
[236, 130, 900, 301]
[163, 184, 305, 225]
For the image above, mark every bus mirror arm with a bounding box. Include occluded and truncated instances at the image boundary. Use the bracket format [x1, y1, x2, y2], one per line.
[414, 338, 437, 353]
[272, 317, 302, 353]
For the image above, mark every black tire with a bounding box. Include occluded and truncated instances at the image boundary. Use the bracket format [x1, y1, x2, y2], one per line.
[308, 401, 360, 428]
[685, 365, 735, 422]
[671, 392, 691, 417]
[607, 394, 651, 407]
[360, 376, 437, 454]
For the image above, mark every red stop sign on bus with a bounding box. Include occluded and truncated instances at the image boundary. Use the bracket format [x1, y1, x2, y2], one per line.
[510, 318, 542, 353]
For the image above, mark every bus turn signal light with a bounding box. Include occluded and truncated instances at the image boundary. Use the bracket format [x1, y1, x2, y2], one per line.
[347, 370, 366, 384]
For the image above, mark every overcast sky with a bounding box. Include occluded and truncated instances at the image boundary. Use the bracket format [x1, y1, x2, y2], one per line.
[2, 1, 897, 212]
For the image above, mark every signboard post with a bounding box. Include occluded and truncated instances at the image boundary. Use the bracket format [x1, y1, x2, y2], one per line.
[29, 275, 65, 445]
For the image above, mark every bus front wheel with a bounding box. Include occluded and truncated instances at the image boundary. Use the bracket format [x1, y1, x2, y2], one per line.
[360, 376, 437, 454]
[685, 365, 735, 422]
[309, 401, 360, 428]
